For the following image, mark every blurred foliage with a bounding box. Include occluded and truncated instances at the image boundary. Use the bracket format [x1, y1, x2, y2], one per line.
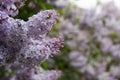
[16, 0, 53, 20]
[0, 66, 5, 79]
[55, 46, 81, 80]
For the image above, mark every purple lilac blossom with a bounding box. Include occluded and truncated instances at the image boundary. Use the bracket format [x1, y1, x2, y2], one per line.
[0, 0, 25, 16]
[9, 67, 61, 80]
[0, 0, 63, 80]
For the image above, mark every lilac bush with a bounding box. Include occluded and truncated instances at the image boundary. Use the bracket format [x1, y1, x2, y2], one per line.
[0, 0, 63, 80]
[55, 1, 120, 80]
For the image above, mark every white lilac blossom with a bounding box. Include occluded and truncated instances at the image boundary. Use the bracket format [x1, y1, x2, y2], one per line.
[0, 0, 63, 80]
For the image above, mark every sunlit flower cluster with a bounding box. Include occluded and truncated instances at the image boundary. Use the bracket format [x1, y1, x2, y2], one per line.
[0, 0, 63, 80]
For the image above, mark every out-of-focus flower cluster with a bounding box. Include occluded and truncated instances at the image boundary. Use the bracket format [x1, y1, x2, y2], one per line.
[0, 0, 63, 80]
[56, 1, 120, 80]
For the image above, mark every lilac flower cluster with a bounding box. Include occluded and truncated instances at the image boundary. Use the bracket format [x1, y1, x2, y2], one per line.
[0, 0, 25, 16]
[0, 0, 63, 80]
[6, 66, 61, 80]
[56, 1, 120, 80]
